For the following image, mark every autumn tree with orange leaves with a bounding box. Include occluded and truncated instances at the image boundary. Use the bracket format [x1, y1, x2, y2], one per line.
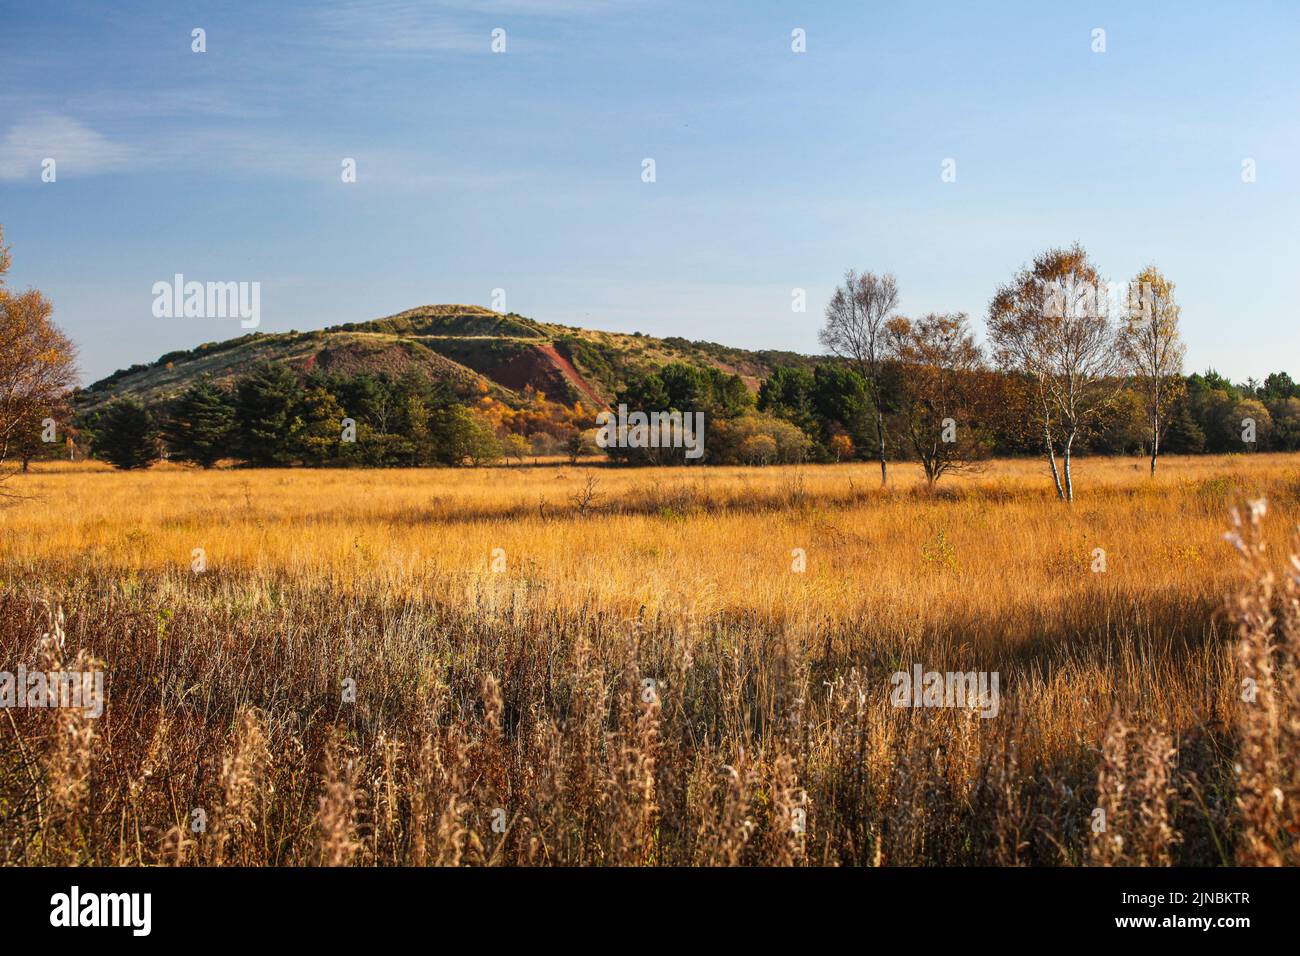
[0, 225, 78, 478]
[887, 312, 989, 486]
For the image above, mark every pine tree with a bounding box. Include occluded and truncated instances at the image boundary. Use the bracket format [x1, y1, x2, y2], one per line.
[94, 399, 161, 470]
[296, 386, 348, 465]
[167, 378, 236, 467]
[235, 362, 301, 466]
[1163, 401, 1206, 454]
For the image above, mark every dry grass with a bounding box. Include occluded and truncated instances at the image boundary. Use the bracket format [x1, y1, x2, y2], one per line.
[1, 452, 1298, 865]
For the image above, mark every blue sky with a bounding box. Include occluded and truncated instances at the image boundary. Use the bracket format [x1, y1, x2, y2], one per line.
[1, 0, 1297, 384]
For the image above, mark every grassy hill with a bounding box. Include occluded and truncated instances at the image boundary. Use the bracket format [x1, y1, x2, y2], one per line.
[78, 304, 815, 411]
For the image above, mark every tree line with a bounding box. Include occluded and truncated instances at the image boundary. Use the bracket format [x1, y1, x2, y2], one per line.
[805, 244, 1267, 500]
[2, 223, 1298, 485]
[82, 365, 566, 470]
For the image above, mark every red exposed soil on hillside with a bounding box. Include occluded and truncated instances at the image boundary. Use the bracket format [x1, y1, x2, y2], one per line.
[491, 344, 608, 408]
[537, 344, 607, 407]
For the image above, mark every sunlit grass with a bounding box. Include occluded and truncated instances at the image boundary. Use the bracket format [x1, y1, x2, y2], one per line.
[0, 452, 1293, 865]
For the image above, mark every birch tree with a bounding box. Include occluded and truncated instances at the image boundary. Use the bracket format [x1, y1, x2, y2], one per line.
[988, 245, 1125, 502]
[819, 269, 898, 485]
[1120, 265, 1185, 475]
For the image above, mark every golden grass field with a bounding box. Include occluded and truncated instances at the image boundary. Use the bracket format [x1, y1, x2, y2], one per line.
[1, 453, 1298, 865]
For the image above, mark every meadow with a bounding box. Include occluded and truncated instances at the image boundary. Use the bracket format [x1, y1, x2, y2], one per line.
[1, 453, 1297, 866]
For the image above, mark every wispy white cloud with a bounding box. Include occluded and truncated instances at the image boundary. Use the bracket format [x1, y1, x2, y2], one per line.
[0, 114, 135, 181]
[170, 129, 524, 190]
[434, 0, 632, 12]
[316, 0, 639, 54]
[350, 0, 631, 20]
[0, 112, 517, 190]
[318, 1, 500, 54]
[0, 89, 278, 122]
